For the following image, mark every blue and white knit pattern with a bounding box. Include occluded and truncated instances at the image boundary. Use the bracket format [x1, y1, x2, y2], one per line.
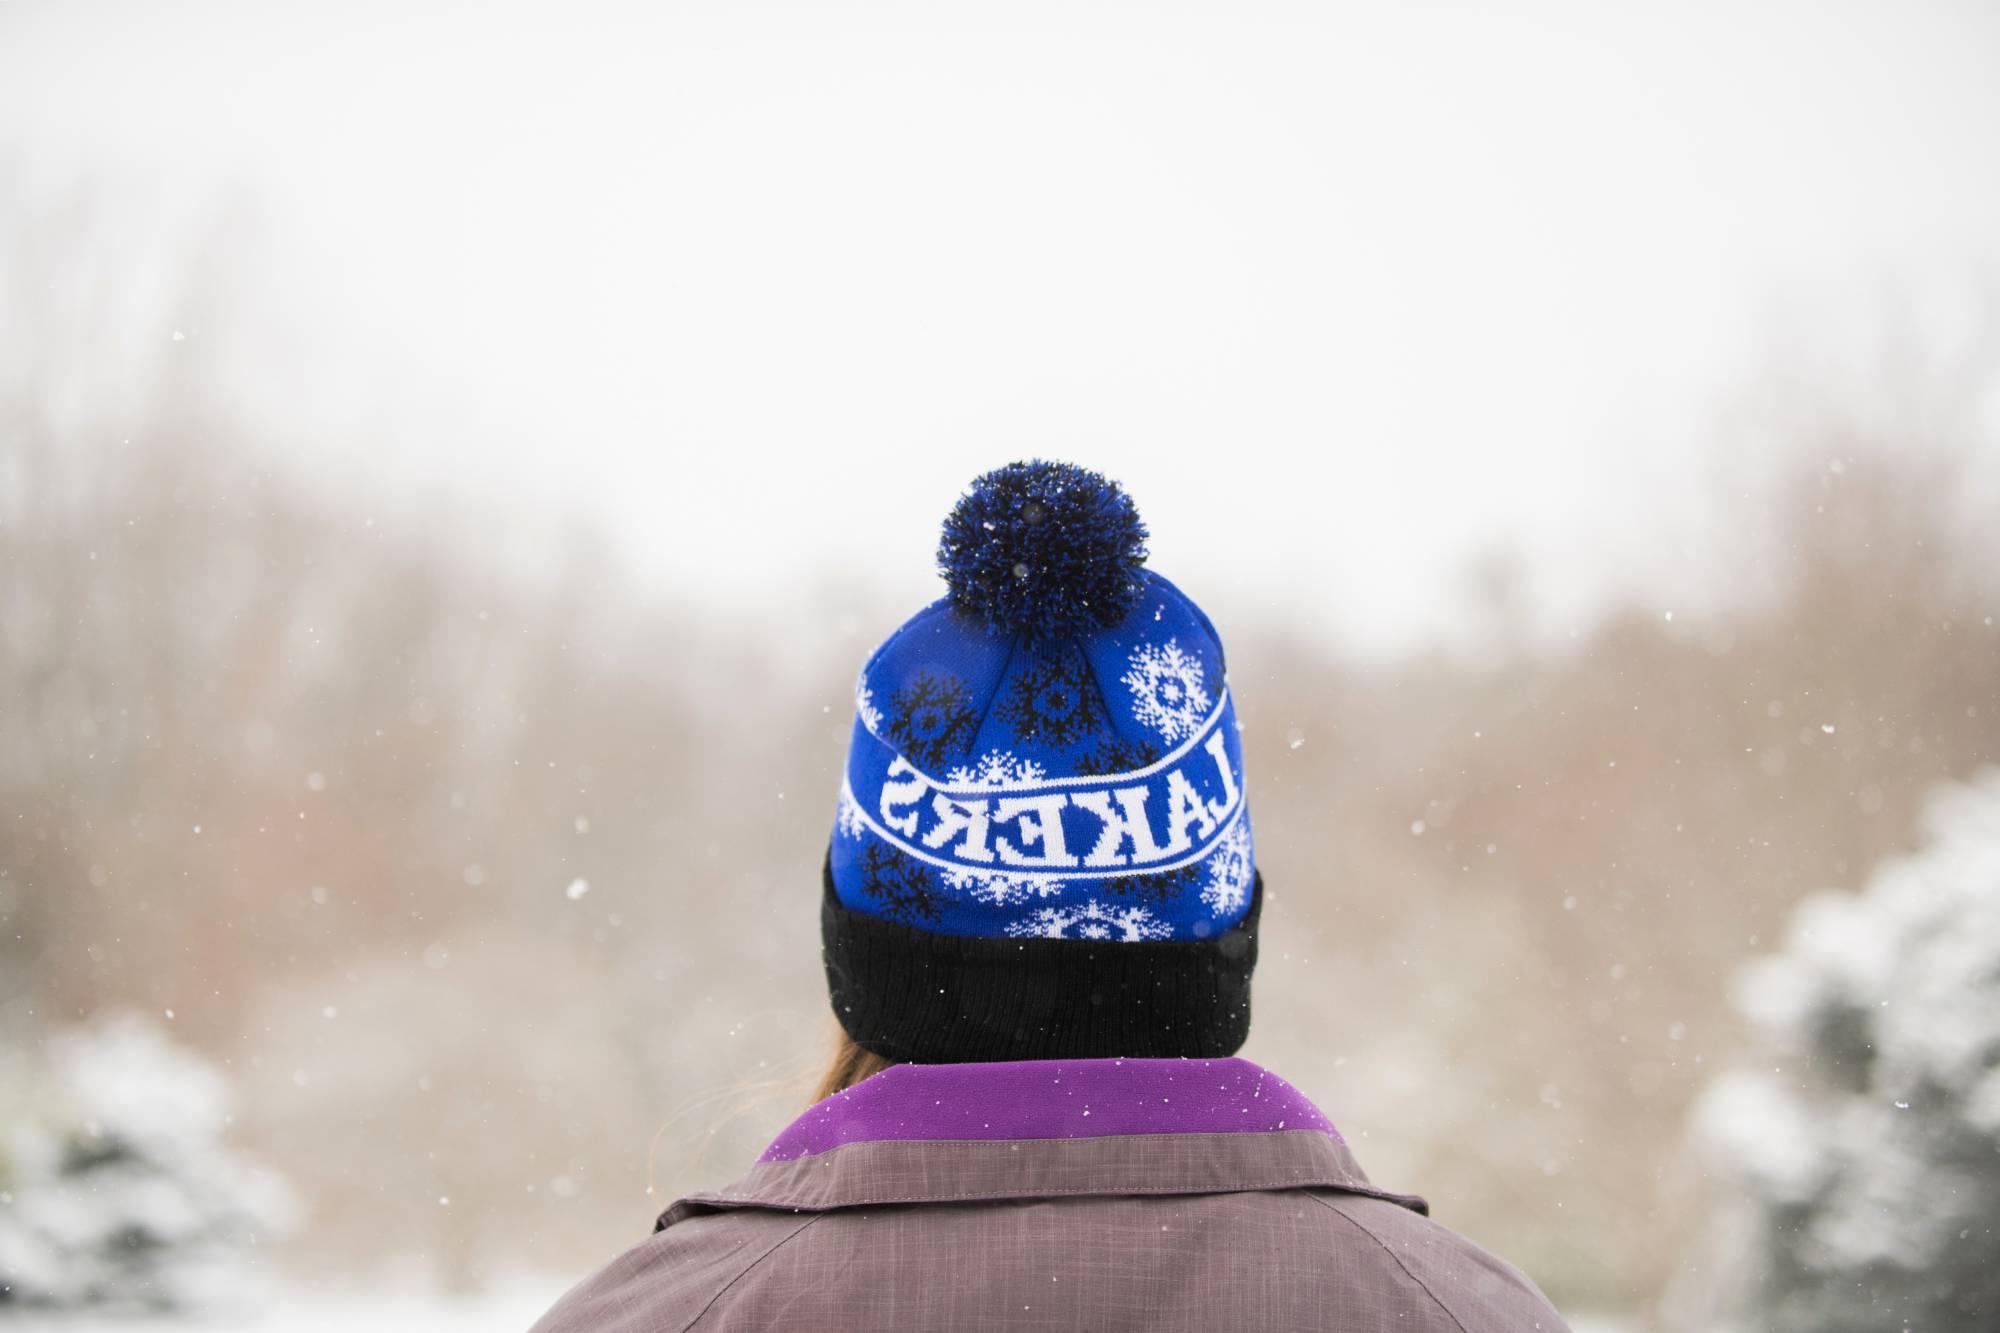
[831, 570, 1256, 942]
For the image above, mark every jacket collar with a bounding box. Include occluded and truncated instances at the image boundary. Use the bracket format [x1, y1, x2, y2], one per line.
[660, 1058, 1427, 1230]
[759, 1056, 1338, 1161]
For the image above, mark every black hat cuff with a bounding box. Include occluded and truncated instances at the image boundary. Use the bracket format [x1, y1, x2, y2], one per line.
[819, 845, 1261, 1063]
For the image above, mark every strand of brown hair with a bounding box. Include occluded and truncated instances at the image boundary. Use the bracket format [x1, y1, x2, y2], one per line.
[810, 1032, 899, 1104]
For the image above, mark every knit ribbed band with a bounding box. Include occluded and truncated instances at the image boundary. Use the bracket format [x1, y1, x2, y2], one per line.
[820, 847, 1261, 1063]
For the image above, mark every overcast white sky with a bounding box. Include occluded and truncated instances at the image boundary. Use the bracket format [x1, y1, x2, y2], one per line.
[5, 0, 1998, 655]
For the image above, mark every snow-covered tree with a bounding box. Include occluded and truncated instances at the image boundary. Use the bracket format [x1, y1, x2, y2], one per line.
[0, 1014, 298, 1310]
[1677, 769, 2000, 1331]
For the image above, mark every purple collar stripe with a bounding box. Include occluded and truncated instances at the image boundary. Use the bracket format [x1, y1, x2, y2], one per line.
[759, 1056, 1339, 1163]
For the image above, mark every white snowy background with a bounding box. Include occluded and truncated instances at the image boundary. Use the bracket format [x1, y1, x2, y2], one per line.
[3, 1, 1999, 1328]
[1671, 769, 2000, 1332]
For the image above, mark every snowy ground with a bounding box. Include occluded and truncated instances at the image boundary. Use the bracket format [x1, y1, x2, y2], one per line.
[0, 1282, 568, 1332]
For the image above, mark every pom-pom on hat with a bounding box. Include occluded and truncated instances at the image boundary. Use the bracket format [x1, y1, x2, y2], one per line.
[823, 460, 1260, 1064]
[935, 459, 1150, 641]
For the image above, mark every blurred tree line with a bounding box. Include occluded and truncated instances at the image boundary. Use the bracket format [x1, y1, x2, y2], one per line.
[3, 193, 1997, 1318]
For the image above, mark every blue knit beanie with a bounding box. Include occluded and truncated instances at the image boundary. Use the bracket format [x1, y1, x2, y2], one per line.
[821, 460, 1260, 1063]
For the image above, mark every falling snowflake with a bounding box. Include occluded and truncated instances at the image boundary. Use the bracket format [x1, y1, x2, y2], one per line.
[854, 674, 883, 733]
[997, 650, 1105, 748]
[945, 749, 1048, 787]
[941, 866, 1066, 906]
[1005, 899, 1173, 942]
[1200, 818, 1255, 917]
[835, 788, 867, 840]
[1121, 639, 1212, 744]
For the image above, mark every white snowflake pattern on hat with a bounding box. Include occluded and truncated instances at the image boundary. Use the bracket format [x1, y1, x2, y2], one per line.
[1121, 638, 1212, 743]
[1200, 817, 1254, 916]
[940, 866, 1067, 906]
[944, 750, 1048, 787]
[835, 789, 867, 840]
[854, 674, 883, 733]
[1005, 899, 1173, 942]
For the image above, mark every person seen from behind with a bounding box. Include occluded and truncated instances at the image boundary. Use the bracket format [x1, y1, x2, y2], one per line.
[529, 461, 1570, 1332]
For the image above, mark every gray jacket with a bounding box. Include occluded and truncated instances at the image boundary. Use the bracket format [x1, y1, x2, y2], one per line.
[529, 1057, 1568, 1332]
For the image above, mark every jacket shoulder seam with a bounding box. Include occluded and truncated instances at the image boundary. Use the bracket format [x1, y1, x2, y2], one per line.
[679, 1213, 825, 1333]
[690, 1173, 1390, 1211]
[1307, 1192, 1471, 1333]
